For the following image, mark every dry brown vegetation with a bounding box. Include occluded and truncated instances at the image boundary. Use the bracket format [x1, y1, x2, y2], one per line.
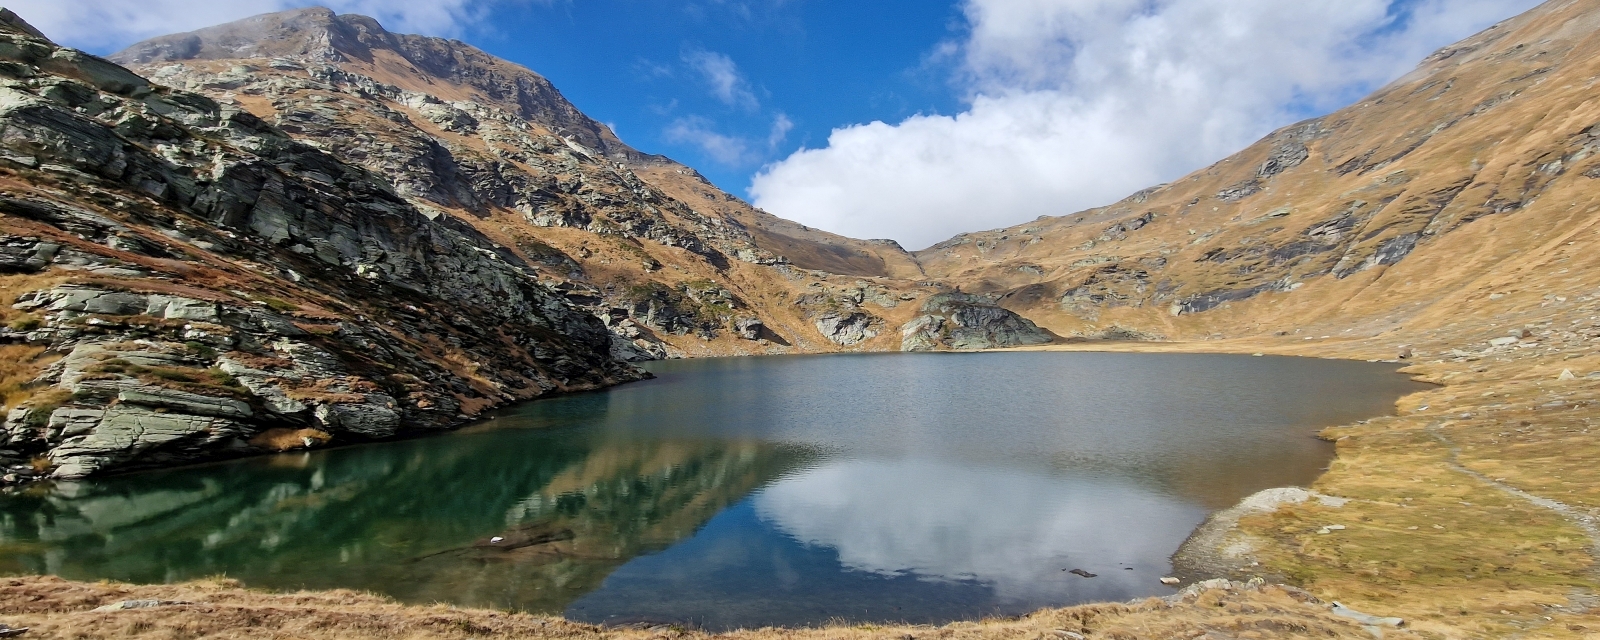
[0, 272, 69, 411]
[1005, 329, 1600, 638]
[0, 344, 47, 412]
[0, 575, 1396, 640]
[280, 376, 381, 405]
[247, 427, 333, 451]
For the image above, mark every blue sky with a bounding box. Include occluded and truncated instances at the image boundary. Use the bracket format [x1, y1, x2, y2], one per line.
[469, 1, 968, 193]
[22, 0, 1545, 247]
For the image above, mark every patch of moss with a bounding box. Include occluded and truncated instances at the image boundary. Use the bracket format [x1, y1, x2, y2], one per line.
[184, 341, 217, 358]
[8, 315, 41, 332]
[261, 297, 301, 313]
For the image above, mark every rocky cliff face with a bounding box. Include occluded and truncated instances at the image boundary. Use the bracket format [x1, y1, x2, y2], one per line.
[110, 7, 642, 164]
[0, 10, 644, 483]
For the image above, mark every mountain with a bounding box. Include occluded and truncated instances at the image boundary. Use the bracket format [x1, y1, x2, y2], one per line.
[107, 7, 944, 360]
[3, 0, 1596, 481]
[912, 0, 1600, 349]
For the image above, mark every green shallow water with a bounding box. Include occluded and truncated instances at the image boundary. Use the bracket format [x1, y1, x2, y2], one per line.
[0, 352, 1430, 630]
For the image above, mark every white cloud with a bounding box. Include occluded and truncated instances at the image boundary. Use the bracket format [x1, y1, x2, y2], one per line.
[766, 112, 795, 148]
[5, 0, 501, 52]
[683, 48, 761, 110]
[665, 113, 794, 167]
[666, 116, 755, 165]
[750, 0, 1545, 250]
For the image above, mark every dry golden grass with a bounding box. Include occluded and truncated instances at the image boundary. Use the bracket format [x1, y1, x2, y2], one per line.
[280, 376, 381, 405]
[0, 344, 47, 412]
[0, 575, 1395, 640]
[247, 427, 332, 451]
[1008, 326, 1600, 638]
[1, 2, 1592, 638]
[0, 272, 71, 412]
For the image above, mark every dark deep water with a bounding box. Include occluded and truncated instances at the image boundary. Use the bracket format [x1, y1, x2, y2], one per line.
[0, 352, 1430, 630]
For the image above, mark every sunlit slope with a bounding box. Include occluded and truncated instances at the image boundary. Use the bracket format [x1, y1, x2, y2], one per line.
[915, 0, 1600, 343]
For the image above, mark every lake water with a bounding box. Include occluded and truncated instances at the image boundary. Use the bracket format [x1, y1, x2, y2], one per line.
[0, 352, 1428, 630]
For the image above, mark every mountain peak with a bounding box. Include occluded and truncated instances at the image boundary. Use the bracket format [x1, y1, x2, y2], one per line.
[110, 7, 650, 162]
[110, 7, 357, 64]
[0, 7, 52, 43]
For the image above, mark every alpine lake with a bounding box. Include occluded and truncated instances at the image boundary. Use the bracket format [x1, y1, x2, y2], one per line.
[0, 352, 1431, 630]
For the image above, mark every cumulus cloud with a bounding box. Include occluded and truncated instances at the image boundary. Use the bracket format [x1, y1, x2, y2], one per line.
[5, 0, 503, 52]
[683, 48, 762, 110]
[750, 0, 1544, 249]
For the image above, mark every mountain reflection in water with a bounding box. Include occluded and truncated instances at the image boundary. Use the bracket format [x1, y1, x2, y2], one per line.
[0, 433, 816, 613]
[0, 352, 1430, 629]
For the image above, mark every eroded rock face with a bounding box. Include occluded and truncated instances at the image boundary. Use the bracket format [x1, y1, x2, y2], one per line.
[901, 293, 1056, 352]
[0, 15, 644, 483]
[814, 312, 879, 347]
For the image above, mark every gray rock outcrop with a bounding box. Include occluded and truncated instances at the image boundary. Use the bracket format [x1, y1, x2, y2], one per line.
[815, 312, 879, 347]
[0, 15, 644, 483]
[900, 293, 1056, 352]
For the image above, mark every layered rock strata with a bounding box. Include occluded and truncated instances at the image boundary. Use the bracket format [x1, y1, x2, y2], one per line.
[0, 12, 641, 482]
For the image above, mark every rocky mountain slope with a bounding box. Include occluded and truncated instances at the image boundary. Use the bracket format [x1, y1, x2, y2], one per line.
[0, 9, 654, 482]
[107, 7, 949, 361]
[913, 0, 1600, 350]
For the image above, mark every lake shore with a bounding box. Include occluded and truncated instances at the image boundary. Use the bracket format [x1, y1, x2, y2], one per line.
[1009, 332, 1600, 638]
[2, 331, 1598, 638]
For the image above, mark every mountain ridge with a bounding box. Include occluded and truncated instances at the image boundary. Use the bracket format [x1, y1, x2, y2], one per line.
[108, 7, 927, 282]
[108, 6, 648, 163]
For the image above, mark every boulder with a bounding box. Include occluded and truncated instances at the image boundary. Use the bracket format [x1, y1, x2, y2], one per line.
[49, 405, 247, 478]
[733, 317, 764, 341]
[901, 293, 1055, 352]
[815, 312, 878, 346]
[900, 315, 945, 352]
[314, 398, 401, 438]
